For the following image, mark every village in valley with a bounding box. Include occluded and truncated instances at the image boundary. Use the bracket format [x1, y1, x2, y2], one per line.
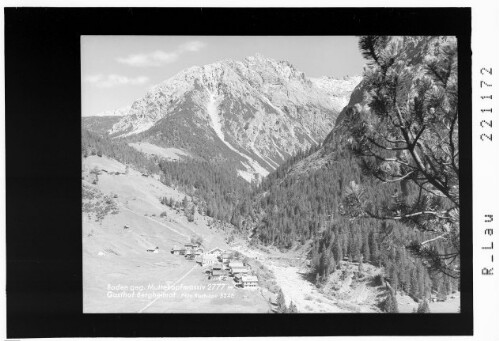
[171, 243, 259, 290]
[82, 154, 460, 314]
[82, 155, 290, 313]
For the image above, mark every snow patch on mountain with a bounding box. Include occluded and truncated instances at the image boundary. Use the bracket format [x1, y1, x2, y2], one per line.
[238, 169, 255, 183]
[206, 91, 269, 181]
[206, 92, 224, 143]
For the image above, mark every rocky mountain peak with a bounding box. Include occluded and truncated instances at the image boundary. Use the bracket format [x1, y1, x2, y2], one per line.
[91, 55, 361, 182]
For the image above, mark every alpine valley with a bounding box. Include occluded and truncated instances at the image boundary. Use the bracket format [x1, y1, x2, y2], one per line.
[82, 39, 460, 314]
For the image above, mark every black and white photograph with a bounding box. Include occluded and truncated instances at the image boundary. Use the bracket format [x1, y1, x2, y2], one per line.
[6, 3, 497, 339]
[81, 35, 460, 314]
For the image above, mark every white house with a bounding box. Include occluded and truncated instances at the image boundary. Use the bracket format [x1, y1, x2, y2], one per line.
[229, 261, 244, 269]
[208, 248, 224, 257]
[241, 275, 258, 288]
[202, 254, 219, 266]
[231, 267, 249, 275]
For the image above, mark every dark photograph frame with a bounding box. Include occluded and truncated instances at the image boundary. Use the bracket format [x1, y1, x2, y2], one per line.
[5, 7, 472, 338]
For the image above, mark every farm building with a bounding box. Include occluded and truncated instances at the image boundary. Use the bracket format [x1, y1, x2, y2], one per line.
[230, 267, 249, 275]
[241, 275, 258, 288]
[195, 247, 204, 255]
[171, 246, 186, 255]
[184, 243, 196, 250]
[195, 255, 203, 264]
[202, 254, 219, 266]
[229, 261, 244, 269]
[211, 269, 224, 279]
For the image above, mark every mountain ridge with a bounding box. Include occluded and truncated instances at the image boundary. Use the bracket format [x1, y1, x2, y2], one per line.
[85, 54, 361, 182]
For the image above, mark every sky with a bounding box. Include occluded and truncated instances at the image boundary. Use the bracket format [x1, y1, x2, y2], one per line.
[81, 36, 365, 117]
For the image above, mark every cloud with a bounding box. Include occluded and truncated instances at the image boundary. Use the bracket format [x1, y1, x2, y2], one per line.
[84, 74, 149, 88]
[179, 41, 206, 52]
[117, 40, 206, 67]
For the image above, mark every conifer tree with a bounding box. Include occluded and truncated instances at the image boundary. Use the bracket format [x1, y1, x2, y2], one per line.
[288, 301, 298, 313]
[383, 289, 400, 313]
[276, 289, 287, 313]
[417, 298, 431, 313]
[342, 36, 459, 279]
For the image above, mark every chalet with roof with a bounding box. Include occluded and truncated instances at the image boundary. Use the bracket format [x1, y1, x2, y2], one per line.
[229, 261, 244, 269]
[241, 275, 258, 288]
[230, 267, 249, 275]
[208, 248, 224, 257]
[202, 253, 219, 266]
[211, 269, 224, 279]
[171, 245, 186, 255]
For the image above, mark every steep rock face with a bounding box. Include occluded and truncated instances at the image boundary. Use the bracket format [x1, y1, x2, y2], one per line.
[283, 36, 456, 179]
[102, 54, 360, 181]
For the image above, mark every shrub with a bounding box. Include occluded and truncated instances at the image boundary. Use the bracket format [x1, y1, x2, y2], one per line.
[373, 274, 384, 286]
[381, 291, 399, 313]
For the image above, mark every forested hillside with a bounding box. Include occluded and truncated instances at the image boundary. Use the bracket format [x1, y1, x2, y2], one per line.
[158, 158, 251, 223]
[82, 128, 252, 226]
[231, 131, 458, 300]
[229, 36, 460, 301]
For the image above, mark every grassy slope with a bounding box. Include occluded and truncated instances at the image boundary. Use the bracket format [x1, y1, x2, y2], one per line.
[82, 155, 268, 313]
